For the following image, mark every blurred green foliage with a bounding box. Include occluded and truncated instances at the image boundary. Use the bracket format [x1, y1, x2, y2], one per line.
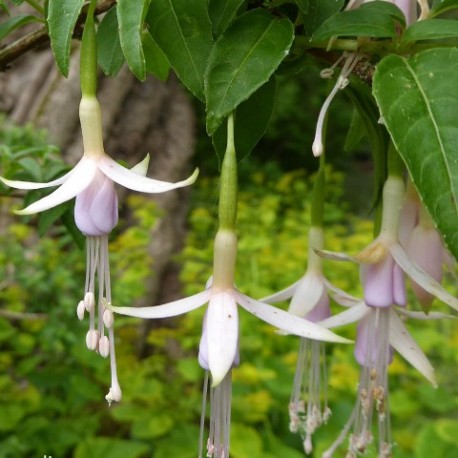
[0, 123, 457, 458]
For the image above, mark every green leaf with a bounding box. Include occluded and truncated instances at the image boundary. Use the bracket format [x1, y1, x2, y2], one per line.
[142, 31, 170, 81]
[117, 0, 150, 81]
[302, 0, 345, 38]
[74, 437, 150, 458]
[96, 6, 125, 77]
[47, 0, 84, 77]
[205, 9, 294, 135]
[373, 48, 458, 259]
[296, 0, 309, 14]
[431, 0, 458, 17]
[312, 1, 405, 42]
[402, 19, 458, 43]
[38, 204, 68, 236]
[212, 78, 276, 161]
[146, 0, 213, 101]
[344, 108, 365, 152]
[208, 0, 247, 37]
[0, 15, 39, 42]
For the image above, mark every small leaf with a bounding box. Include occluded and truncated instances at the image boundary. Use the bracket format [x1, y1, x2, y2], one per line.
[402, 19, 458, 43]
[431, 0, 458, 17]
[0, 15, 39, 42]
[142, 31, 170, 81]
[208, 0, 247, 37]
[74, 437, 150, 458]
[373, 48, 458, 259]
[302, 0, 345, 38]
[117, 0, 149, 81]
[146, 0, 214, 100]
[96, 6, 125, 77]
[312, 1, 405, 42]
[212, 78, 276, 161]
[205, 9, 294, 135]
[296, 0, 309, 14]
[47, 0, 85, 77]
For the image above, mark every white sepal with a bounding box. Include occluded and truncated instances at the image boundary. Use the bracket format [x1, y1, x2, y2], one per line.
[319, 302, 368, 329]
[260, 279, 301, 304]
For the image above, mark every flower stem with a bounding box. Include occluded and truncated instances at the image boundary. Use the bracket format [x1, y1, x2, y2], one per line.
[218, 113, 237, 231]
[387, 141, 404, 178]
[80, 0, 98, 98]
[311, 154, 325, 228]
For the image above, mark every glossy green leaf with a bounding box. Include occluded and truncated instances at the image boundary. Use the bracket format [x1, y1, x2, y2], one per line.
[373, 48, 458, 259]
[208, 0, 247, 37]
[402, 19, 458, 43]
[74, 437, 150, 458]
[302, 0, 345, 38]
[312, 1, 405, 42]
[142, 31, 170, 81]
[0, 15, 39, 42]
[205, 9, 293, 135]
[117, 0, 149, 81]
[146, 0, 213, 100]
[431, 0, 458, 17]
[96, 6, 125, 77]
[47, 0, 84, 77]
[212, 78, 276, 161]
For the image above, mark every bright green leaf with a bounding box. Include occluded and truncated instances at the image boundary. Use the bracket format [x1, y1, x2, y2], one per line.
[74, 437, 150, 458]
[212, 78, 276, 161]
[146, 0, 213, 100]
[431, 0, 458, 17]
[312, 1, 405, 42]
[373, 48, 458, 259]
[402, 19, 458, 43]
[205, 9, 293, 135]
[436, 419, 458, 444]
[117, 0, 150, 81]
[47, 0, 84, 77]
[96, 6, 125, 77]
[0, 15, 39, 42]
[230, 423, 264, 457]
[208, 0, 247, 37]
[142, 31, 170, 81]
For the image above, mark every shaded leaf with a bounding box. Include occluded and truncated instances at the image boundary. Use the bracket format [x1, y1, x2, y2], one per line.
[431, 0, 458, 17]
[142, 31, 170, 81]
[0, 15, 39, 42]
[97, 6, 125, 77]
[117, 0, 149, 81]
[47, 0, 85, 77]
[205, 9, 293, 135]
[296, 0, 309, 14]
[302, 0, 345, 38]
[402, 19, 458, 43]
[212, 78, 276, 161]
[373, 48, 458, 259]
[146, 0, 213, 100]
[312, 1, 405, 42]
[208, 0, 247, 37]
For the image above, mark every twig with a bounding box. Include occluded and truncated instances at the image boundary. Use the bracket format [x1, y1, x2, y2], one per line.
[0, 309, 47, 320]
[0, 0, 117, 71]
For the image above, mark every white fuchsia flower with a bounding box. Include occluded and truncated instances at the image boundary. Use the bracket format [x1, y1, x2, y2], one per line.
[260, 226, 353, 454]
[1, 96, 198, 404]
[109, 228, 350, 457]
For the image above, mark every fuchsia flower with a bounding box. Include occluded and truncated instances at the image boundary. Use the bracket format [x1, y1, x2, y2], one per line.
[109, 229, 349, 457]
[0, 96, 198, 404]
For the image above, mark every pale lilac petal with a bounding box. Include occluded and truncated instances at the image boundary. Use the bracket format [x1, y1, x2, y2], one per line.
[260, 279, 301, 303]
[398, 197, 419, 246]
[288, 274, 325, 317]
[108, 290, 210, 318]
[207, 292, 239, 386]
[407, 227, 443, 306]
[130, 154, 150, 176]
[392, 262, 407, 307]
[98, 155, 198, 193]
[319, 302, 369, 329]
[198, 311, 209, 370]
[15, 158, 98, 214]
[391, 243, 458, 312]
[0, 168, 74, 190]
[235, 291, 351, 343]
[90, 177, 118, 234]
[323, 278, 361, 307]
[361, 257, 394, 308]
[314, 248, 358, 263]
[394, 0, 417, 26]
[304, 289, 331, 322]
[389, 309, 437, 386]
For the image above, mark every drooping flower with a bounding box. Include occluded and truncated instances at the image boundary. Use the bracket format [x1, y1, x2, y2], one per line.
[261, 226, 348, 454]
[1, 96, 198, 404]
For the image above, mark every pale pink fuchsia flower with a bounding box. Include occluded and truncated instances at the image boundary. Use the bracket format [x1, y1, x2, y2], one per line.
[261, 226, 345, 454]
[109, 229, 349, 457]
[318, 176, 458, 313]
[1, 96, 198, 404]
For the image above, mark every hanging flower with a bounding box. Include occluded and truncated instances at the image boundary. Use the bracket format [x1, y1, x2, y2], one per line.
[1, 96, 198, 404]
